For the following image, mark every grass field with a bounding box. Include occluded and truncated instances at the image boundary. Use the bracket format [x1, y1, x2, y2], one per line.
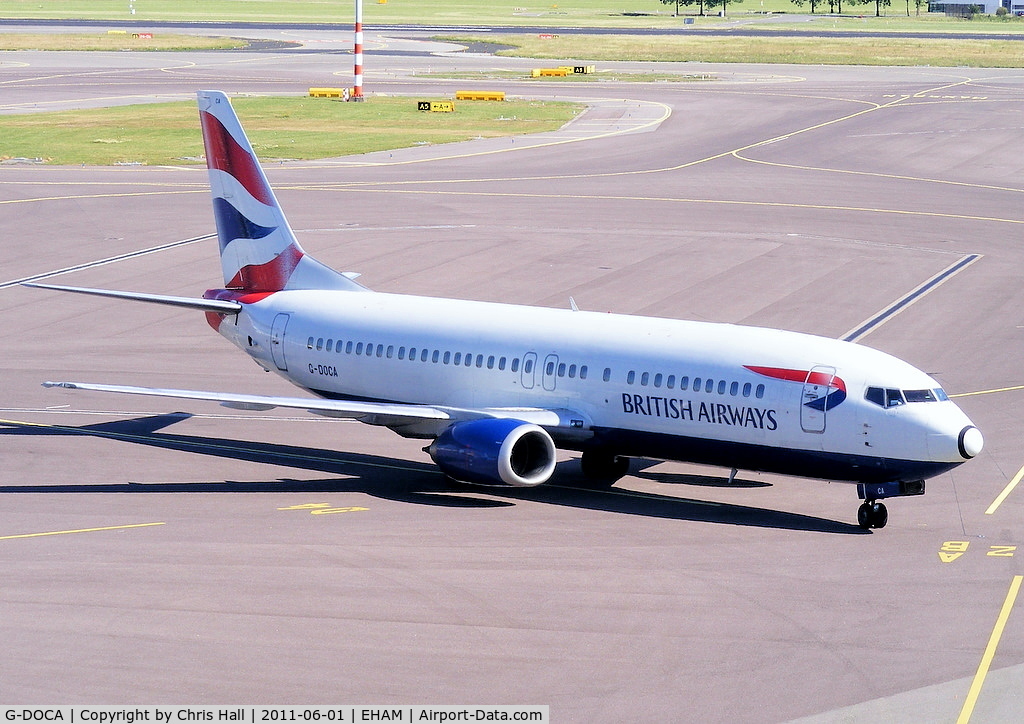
[0, 96, 581, 166]
[473, 32, 1024, 65]
[0, 0, 1021, 30]
[0, 33, 246, 51]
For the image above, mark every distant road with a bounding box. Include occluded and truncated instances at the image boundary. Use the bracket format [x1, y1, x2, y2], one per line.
[1, 16, 1022, 41]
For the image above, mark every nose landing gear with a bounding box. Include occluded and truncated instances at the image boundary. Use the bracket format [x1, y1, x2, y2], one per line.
[857, 500, 888, 529]
[855, 480, 925, 530]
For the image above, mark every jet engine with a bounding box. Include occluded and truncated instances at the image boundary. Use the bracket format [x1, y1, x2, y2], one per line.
[426, 418, 557, 487]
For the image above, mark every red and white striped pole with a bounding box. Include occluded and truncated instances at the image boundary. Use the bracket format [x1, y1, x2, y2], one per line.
[352, 0, 364, 101]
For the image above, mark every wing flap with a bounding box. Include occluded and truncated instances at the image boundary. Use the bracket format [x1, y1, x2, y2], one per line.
[42, 381, 451, 423]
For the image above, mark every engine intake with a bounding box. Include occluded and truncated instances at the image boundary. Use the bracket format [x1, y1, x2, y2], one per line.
[427, 418, 557, 487]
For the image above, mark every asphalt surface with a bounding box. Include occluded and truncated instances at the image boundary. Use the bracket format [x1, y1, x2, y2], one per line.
[2, 27, 1024, 723]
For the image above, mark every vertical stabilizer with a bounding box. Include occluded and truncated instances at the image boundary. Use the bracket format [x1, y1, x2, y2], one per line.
[197, 91, 364, 293]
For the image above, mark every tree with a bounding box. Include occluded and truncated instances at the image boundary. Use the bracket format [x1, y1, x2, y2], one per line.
[659, 0, 706, 16]
[789, 0, 822, 14]
[705, 0, 745, 15]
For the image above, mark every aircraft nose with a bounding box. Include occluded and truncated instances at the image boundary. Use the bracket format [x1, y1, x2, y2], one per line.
[958, 425, 984, 459]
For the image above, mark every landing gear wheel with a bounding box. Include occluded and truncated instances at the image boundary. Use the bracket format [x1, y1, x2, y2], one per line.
[857, 501, 888, 530]
[579, 449, 629, 487]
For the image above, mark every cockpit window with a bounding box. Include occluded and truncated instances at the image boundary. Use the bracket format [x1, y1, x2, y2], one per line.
[867, 386, 947, 408]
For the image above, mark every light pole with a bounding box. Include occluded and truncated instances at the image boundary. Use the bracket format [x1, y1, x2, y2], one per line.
[352, 0, 364, 101]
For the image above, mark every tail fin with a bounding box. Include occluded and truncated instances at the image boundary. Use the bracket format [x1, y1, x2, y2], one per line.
[197, 90, 364, 293]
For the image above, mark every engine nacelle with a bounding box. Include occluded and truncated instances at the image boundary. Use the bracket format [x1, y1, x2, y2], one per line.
[427, 418, 557, 487]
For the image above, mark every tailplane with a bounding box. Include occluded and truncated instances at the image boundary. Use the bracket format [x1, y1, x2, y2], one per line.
[198, 90, 364, 293]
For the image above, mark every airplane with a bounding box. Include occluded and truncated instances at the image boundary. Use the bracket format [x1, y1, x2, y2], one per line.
[25, 90, 984, 530]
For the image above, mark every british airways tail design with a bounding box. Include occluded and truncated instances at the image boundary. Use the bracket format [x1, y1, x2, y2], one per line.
[28, 90, 984, 531]
[198, 91, 363, 295]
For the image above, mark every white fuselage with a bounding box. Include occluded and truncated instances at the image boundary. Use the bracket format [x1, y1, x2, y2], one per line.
[212, 289, 978, 485]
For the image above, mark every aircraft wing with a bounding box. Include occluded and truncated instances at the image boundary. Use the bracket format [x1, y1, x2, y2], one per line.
[41, 382, 591, 438]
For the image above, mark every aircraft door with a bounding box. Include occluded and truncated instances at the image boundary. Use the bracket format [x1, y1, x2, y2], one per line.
[800, 365, 835, 434]
[270, 313, 290, 371]
[542, 354, 559, 392]
[520, 352, 537, 390]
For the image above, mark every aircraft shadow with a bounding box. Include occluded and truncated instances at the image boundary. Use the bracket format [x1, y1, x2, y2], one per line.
[0, 414, 865, 534]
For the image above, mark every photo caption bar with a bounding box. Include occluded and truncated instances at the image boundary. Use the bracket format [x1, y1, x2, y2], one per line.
[0, 707, 549, 724]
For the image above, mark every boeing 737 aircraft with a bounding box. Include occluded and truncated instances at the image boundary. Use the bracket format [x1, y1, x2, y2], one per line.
[27, 90, 984, 530]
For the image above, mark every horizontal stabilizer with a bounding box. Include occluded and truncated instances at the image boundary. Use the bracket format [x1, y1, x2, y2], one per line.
[23, 282, 242, 314]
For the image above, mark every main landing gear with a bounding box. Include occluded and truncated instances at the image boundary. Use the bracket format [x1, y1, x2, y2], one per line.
[579, 448, 629, 487]
[855, 480, 925, 530]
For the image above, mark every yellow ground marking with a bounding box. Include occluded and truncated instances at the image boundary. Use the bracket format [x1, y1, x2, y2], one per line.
[326, 186, 1024, 227]
[0, 522, 165, 541]
[0, 189, 203, 207]
[951, 385, 1024, 398]
[731, 151, 1024, 196]
[985, 463, 1024, 516]
[956, 575, 1024, 724]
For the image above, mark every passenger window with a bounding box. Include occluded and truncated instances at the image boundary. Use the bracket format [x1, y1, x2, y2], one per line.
[627, 370, 636, 385]
[476, 355, 484, 368]
[316, 338, 324, 351]
[546, 361, 555, 376]
[346, 341, 354, 354]
[512, 358, 520, 373]
[443, 351, 451, 364]
[432, 350, 440, 363]
[692, 377, 701, 392]
[453, 352, 462, 365]
[488, 356, 495, 370]
[679, 376, 689, 391]
[654, 373, 663, 388]
[307, 337, 314, 350]
[603, 368, 611, 382]
[398, 347, 405, 360]
[730, 381, 739, 396]
[742, 382, 751, 397]
[355, 342, 364, 355]
[641, 372, 650, 386]
[706, 379, 715, 394]
[886, 389, 905, 407]
[420, 349, 429, 362]
[667, 375, 675, 389]
[755, 384, 765, 399]
[568, 364, 577, 378]
[524, 359, 533, 374]
[557, 362, 565, 377]
[376, 344, 384, 358]
[499, 357, 507, 371]
[580, 365, 588, 380]
[326, 339, 333, 352]
[717, 380, 726, 395]
[386, 345, 394, 359]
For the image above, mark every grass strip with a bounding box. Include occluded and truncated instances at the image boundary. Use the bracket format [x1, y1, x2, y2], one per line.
[471, 33, 1024, 67]
[0, 95, 582, 166]
[0, 32, 246, 51]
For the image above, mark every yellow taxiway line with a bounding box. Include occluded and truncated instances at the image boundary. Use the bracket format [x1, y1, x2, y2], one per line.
[0, 522, 165, 541]
[957, 575, 1024, 724]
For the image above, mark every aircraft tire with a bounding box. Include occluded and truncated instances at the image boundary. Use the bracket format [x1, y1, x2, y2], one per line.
[580, 449, 629, 485]
[858, 501, 888, 530]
